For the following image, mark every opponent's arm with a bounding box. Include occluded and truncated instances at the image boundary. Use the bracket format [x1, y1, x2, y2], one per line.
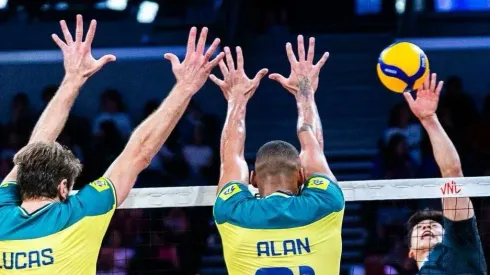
[210, 46, 268, 193]
[3, 15, 115, 183]
[269, 35, 334, 180]
[104, 27, 223, 206]
[405, 73, 473, 221]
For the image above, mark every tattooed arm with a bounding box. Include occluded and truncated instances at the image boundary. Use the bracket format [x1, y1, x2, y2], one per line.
[296, 78, 335, 180]
[269, 35, 334, 179]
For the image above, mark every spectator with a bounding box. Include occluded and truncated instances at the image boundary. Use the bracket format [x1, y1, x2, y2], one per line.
[93, 89, 132, 139]
[182, 124, 214, 178]
[383, 102, 422, 164]
[372, 134, 417, 179]
[97, 229, 135, 275]
[178, 99, 203, 144]
[4, 93, 34, 145]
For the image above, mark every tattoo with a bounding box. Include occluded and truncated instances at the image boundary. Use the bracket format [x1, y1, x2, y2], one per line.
[299, 123, 314, 133]
[298, 77, 311, 98]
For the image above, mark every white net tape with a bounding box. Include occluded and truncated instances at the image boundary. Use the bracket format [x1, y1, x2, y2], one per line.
[76, 176, 490, 209]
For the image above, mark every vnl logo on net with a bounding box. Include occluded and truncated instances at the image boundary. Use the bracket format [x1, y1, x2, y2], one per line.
[440, 181, 461, 195]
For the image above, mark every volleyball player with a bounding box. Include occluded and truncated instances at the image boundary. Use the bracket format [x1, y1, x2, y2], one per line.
[212, 36, 344, 274]
[404, 73, 487, 274]
[0, 15, 223, 274]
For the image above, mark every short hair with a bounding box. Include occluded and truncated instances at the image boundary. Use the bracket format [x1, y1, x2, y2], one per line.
[14, 142, 82, 200]
[406, 208, 444, 247]
[255, 140, 300, 177]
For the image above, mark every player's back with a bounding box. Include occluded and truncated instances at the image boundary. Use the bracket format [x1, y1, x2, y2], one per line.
[0, 178, 116, 275]
[214, 174, 344, 275]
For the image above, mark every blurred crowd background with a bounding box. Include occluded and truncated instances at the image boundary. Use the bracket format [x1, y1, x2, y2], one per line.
[0, 0, 490, 274]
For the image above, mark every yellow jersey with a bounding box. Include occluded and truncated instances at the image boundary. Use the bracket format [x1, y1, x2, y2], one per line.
[0, 177, 116, 274]
[214, 174, 344, 275]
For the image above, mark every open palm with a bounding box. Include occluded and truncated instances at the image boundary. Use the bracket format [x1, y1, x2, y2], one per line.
[404, 73, 444, 120]
[52, 15, 116, 78]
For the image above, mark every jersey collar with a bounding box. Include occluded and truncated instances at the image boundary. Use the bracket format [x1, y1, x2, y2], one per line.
[266, 190, 294, 198]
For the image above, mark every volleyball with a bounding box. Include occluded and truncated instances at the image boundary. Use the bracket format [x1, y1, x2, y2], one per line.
[376, 42, 429, 93]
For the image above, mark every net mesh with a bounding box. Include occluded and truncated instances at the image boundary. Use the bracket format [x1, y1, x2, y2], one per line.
[96, 177, 490, 275]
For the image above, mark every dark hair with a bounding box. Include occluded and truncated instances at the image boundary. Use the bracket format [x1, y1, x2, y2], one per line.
[406, 209, 443, 247]
[14, 142, 83, 200]
[255, 140, 300, 177]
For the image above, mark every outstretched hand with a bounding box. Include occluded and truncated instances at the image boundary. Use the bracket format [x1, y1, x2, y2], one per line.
[209, 46, 268, 103]
[164, 27, 224, 94]
[269, 35, 329, 97]
[52, 14, 116, 79]
[404, 73, 443, 121]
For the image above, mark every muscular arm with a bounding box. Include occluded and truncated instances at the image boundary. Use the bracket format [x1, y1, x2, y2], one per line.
[296, 77, 335, 180]
[104, 85, 193, 206]
[217, 100, 249, 193]
[422, 115, 473, 221]
[3, 74, 86, 182]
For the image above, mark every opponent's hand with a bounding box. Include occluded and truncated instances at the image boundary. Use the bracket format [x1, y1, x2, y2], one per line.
[269, 35, 329, 96]
[165, 27, 224, 94]
[52, 14, 116, 79]
[209, 46, 268, 103]
[404, 73, 443, 121]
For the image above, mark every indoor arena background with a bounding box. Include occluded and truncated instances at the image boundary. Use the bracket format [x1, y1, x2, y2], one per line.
[0, 1, 489, 274]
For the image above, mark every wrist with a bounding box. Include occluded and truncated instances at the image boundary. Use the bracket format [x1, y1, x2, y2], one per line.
[63, 73, 87, 88]
[173, 83, 197, 97]
[420, 114, 439, 127]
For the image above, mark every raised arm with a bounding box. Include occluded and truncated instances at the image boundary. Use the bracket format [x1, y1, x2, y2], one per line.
[210, 46, 268, 193]
[104, 27, 224, 206]
[269, 35, 335, 180]
[404, 73, 473, 221]
[3, 15, 115, 183]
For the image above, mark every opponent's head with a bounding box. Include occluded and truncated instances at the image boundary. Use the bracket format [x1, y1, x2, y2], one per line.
[251, 140, 303, 196]
[14, 142, 82, 202]
[407, 209, 444, 259]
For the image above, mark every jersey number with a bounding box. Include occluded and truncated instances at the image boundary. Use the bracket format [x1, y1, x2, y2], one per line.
[255, 266, 315, 274]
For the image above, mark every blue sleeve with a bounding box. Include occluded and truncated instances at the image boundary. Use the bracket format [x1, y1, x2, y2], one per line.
[0, 181, 20, 206]
[69, 177, 117, 216]
[442, 216, 483, 250]
[300, 174, 344, 214]
[213, 182, 254, 224]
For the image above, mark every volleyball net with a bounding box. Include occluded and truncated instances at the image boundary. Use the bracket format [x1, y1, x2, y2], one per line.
[96, 176, 490, 275]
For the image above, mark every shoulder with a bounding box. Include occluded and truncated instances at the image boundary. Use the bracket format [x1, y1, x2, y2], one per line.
[301, 174, 344, 209]
[214, 182, 253, 224]
[68, 177, 116, 217]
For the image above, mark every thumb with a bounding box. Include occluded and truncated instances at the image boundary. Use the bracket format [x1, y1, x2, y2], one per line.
[253, 68, 269, 83]
[403, 91, 415, 107]
[269, 73, 287, 86]
[164, 53, 180, 68]
[97, 54, 116, 67]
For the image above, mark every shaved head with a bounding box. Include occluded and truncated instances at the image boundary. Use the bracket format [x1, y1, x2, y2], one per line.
[255, 140, 301, 179]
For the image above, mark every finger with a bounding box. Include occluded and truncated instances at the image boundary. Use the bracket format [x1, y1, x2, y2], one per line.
[423, 72, 430, 90]
[185, 27, 197, 57]
[430, 73, 437, 92]
[75, 14, 83, 43]
[286, 42, 297, 64]
[236, 46, 244, 71]
[196, 27, 208, 55]
[60, 20, 73, 45]
[209, 74, 224, 86]
[218, 60, 229, 76]
[96, 54, 117, 68]
[84, 19, 97, 45]
[51, 34, 67, 50]
[403, 92, 416, 107]
[207, 52, 225, 71]
[307, 37, 315, 63]
[314, 52, 329, 69]
[269, 73, 287, 86]
[435, 81, 444, 97]
[224, 47, 235, 71]
[253, 68, 269, 83]
[204, 38, 220, 61]
[297, 35, 306, 62]
[164, 53, 180, 68]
